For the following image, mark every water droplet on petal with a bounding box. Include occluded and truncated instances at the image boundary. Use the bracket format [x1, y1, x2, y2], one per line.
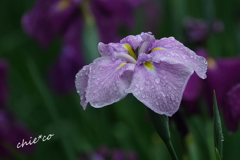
[155, 77, 160, 84]
[162, 93, 166, 97]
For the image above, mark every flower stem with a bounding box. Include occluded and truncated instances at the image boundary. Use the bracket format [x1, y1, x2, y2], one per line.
[147, 108, 179, 160]
[27, 57, 76, 160]
[165, 141, 179, 160]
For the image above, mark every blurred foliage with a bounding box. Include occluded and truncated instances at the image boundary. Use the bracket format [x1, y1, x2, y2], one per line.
[1, 0, 240, 160]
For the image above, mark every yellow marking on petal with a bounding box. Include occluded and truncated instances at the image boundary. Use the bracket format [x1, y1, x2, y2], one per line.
[207, 57, 216, 69]
[144, 61, 154, 71]
[57, 0, 70, 11]
[117, 62, 127, 69]
[123, 44, 137, 60]
[151, 47, 164, 52]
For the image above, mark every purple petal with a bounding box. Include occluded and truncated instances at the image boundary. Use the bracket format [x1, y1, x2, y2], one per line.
[49, 17, 84, 94]
[91, 0, 137, 43]
[98, 42, 128, 57]
[85, 57, 134, 108]
[0, 110, 34, 158]
[126, 56, 193, 116]
[75, 65, 90, 110]
[120, 34, 143, 50]
[205, 57, 240, 110]
[22, 0, 80, 46]
[49, 44, 84, 94]
[112, 150, 124, 160]
[224, 84, 240, 132]
[150, 37, 208, 79]
[182, 73, 203, 114]
[183, 72, 203, 101]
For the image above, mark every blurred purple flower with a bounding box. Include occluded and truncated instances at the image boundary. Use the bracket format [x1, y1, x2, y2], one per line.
[22, 0, 143, 93]
[0, 110, 34, 158]
[79, 146, 137, 160]
[113, 150, 125, 160]
[183, 48, 240, 131]
[75, 32, 207, 116]
[225, 84, 240, 132]
[182, 48, 208, 113]
[49, 17, 84, 93]
[22, 0, 142, 46]
[205, 57, 240, 111]
[0, 61, 34, 158]
[183, 18, 224, 44]
[205, 57, 240, 131]
[183, 18, 208, 43]
[0, 60, 8, 107]
[22, 0, 81, 47]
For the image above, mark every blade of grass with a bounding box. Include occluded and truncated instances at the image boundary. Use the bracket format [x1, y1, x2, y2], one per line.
[213, 91, 223, 159]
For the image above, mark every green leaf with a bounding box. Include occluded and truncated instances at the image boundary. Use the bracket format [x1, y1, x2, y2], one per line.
[82, 22, 100, 63]
[213, 91, 223, 159]
[215, 148, 222, 160]
[81, 0, 100, 64]
[148, 108, 179, 160]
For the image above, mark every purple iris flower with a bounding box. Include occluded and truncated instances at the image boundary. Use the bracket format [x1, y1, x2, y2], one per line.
[205, 57, 240, 111]
[205, 56, 240, 131]
[22, 0, 81, 47]
[49, 17, 84, 93]
[183, 49, 240, 131]
[22, 0, 142, 93]
[75, 32, 208, 116]
[22, 0, 142, 46]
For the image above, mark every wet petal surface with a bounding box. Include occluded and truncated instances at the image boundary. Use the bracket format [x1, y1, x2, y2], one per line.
[126, 61, 193, 116]
[86, 57, 134, 108]
[151, 37, 207, 79]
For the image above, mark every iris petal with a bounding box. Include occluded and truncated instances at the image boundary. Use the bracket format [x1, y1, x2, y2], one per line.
[151, 37, 207, 79]
[126, 61, 193, 116]
[75, 65, 90, 109]
[85, 57, 134, 108]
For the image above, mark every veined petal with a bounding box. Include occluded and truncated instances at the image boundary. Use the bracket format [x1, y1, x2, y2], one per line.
[120, 34, 143, 50]
[150, 37, 208, 79]
[98, 42, 129, 57]
[75, 65, 90, 109]
[86, 57, 134, 108]
[126, 61, 193, 116]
